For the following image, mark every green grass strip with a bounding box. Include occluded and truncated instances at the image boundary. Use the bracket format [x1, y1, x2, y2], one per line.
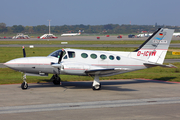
[1, 47, 180, 63]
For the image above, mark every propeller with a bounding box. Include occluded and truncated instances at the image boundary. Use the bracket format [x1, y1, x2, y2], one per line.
[51, 49, 64, 67]
[58, 49, 64, 64]
[22, 46, 26, 57]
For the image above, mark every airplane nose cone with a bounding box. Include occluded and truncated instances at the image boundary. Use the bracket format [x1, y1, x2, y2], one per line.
[3, 59, 17, 68]
[3, 62, 8, 67]
[1, 63, 8, 68]
[3, 58, 28, 71]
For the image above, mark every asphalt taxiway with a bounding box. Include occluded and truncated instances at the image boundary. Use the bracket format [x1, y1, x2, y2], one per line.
[0, 79, 180, 120]
[1, 43, 180, 48]
[1, 36, 180, 119]
[1, 35, 180, 41]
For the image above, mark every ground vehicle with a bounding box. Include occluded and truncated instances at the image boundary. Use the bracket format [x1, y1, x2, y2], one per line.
[128, 34, 135, 38]
[117, 35, 122, 38]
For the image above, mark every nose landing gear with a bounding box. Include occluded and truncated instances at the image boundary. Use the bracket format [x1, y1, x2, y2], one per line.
[21, 74, 28, 90]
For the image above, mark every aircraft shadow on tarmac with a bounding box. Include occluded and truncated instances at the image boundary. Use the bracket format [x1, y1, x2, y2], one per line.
[152, 77, 177, 82]
[20, 79, 177, 91]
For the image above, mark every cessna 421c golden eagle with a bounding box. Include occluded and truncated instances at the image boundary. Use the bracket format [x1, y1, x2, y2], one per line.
[4, 28, 176, 90]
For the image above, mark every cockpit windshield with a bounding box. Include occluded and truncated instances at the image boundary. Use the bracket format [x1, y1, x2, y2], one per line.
[48, 49, 65, 58]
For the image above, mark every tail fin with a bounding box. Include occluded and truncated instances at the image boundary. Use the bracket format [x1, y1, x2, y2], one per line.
[132, 28, 174, 64]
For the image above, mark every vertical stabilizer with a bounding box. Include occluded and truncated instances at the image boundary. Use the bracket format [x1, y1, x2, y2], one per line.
[132, 28, 174, 64]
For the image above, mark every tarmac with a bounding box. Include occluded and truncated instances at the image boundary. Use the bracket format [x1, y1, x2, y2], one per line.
[1, 35, 180, 41]
[0, 79, 180, 120]
[0, 43, 180, 48]
[0, 35, 147, 41]
[1, 36, 180, 119]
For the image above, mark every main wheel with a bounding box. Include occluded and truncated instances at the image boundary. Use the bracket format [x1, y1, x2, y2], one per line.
[53, 79, 60, 85]
[21, 82, 28, 90]
[52, 75, 61, 85]
[92, 84, 101, 90]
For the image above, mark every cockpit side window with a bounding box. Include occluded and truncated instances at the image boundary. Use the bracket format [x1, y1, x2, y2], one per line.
[63, 55, 67, 59]
[68, 51, 75, 58]
[48, 49, 66, 58]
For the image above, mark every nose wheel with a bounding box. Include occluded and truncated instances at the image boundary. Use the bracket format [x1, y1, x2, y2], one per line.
[21, 74, 28, 90]
[21, 82, 28, 90]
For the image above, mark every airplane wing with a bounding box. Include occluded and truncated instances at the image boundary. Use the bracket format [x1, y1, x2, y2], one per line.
[144, 63, 177, 68]
[85, 68, 132, 77]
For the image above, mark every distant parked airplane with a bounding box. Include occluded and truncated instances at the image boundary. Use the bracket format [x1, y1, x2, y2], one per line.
[173, 33, 180, 37]
[61, 32, 81, 36]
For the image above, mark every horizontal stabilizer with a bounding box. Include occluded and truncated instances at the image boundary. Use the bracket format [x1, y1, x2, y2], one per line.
[144, 63, 177, 68]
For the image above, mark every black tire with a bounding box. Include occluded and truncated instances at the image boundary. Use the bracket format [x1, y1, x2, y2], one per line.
[51, 75, 61, 85]
[92, 84, 101, 90]
[21, 82, 28, 90]
[53, 79, 60, 85]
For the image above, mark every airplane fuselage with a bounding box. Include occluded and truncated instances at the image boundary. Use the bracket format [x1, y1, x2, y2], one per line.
[5, 49, 149, 77]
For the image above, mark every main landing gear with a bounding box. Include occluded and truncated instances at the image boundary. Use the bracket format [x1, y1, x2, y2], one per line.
[21, 74, 28, 90]
[92, 75, 101, 90]
[50, 74, 61, 85]
[20, 73, 100, 90]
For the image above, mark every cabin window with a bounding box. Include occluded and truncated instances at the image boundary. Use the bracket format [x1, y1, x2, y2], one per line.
[90, 54, 97, 59]
[81, 53, 88, 58]
[100, 54, 107, 60]
[68, 51, 75, 58]
[109, 55, 114, 60]
[116, 56, 121, 60]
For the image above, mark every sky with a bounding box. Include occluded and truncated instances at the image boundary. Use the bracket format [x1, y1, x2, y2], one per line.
[1, 0, 180, 26]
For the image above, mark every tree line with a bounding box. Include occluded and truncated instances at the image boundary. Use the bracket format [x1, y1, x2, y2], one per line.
[0, 22, 180, 34]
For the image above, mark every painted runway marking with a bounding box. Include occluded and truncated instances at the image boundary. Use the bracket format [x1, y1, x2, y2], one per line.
[0, 97, 180, 114]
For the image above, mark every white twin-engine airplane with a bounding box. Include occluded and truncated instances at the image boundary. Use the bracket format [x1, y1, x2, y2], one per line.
[4, 28, 176, 90]
[61, 32, 81, 36]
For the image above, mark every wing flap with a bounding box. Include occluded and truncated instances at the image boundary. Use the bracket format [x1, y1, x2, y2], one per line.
[85, 68, 132, 76]
[144, 63, 177, 68]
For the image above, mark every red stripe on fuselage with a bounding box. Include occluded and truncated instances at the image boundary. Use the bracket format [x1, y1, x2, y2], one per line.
[91, 64, 143, 66]
[5, 63, 51, 65]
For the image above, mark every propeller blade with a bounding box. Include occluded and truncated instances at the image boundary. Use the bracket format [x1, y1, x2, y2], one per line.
[22, 46, 26, 57]
[58, 49, 64, 64]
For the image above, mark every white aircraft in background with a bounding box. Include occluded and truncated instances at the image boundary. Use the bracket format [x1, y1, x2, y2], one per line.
[4, 28, 176, 90]
[137, 33, 153, 38]
[61, 32, 81, 36]
[173, 33, 180, 37]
